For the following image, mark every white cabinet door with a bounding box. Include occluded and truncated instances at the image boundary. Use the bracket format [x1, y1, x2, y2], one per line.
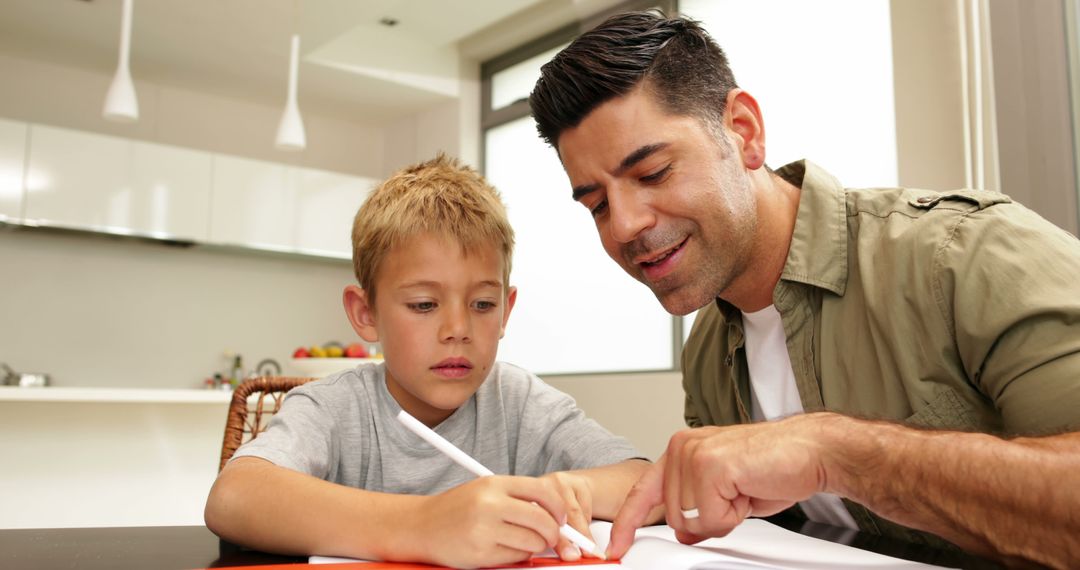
[0, 119, 27, 222]
[130, 141, 212, 241]
[209, 155, 296, 251]
[24, 125, 130, 231]
[292, 168, 375, 258]
[0, 118, 26, 222]
[23, 125, 213, 240]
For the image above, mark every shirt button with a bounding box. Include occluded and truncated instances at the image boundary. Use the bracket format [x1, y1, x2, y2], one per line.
[917, 196, 934, 203]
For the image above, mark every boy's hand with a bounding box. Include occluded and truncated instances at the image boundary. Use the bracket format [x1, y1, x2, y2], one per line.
[540, 471, 596, 561]
[411, 475, 567, 568]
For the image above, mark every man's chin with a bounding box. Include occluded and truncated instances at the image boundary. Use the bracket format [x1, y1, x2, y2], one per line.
[653, 287, 714, 316]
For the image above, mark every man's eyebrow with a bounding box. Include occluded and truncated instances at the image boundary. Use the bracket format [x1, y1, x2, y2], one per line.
[572, 183, 598, 202]
[571, 142, 670, 202]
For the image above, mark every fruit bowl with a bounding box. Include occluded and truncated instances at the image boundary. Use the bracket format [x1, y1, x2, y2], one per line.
[287, 357, 381, 378]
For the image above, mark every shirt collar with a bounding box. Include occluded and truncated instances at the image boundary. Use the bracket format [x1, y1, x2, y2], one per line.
[775, 160, 849, 296]
[711, 160, 849, 320]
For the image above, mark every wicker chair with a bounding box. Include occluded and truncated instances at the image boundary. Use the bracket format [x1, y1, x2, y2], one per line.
[218, 376, 316, 471]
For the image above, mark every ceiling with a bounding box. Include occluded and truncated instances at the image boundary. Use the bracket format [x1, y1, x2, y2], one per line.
[0, 0, 605, 124]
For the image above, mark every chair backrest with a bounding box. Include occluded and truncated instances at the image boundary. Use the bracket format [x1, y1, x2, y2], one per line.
[219, 376, 316, 471]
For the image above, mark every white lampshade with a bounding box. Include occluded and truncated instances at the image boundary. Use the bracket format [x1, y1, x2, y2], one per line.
[103, 0, 138, 122]
[275, 34, 306, 151]
[104, 67, 138, 122]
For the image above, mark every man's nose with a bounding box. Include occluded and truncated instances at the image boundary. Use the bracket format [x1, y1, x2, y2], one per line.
[608, 187, 655, 244]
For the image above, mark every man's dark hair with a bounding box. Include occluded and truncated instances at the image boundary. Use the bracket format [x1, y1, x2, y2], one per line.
[529, 10, 737, 148]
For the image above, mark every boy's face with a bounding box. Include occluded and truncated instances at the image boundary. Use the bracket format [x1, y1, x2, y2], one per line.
[344, 232, 516, 427]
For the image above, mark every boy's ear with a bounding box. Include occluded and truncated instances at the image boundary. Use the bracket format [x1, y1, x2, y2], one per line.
[343, 285, 379, 342]
[499, 286, 518, 339]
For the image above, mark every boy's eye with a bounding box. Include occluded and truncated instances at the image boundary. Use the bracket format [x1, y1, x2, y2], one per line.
[473, 300, 497, 311]
[640, 165, 671, 184]
[407, 301, 436, 313]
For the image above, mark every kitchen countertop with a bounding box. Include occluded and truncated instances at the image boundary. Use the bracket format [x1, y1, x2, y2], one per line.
[0, 385, 234, 403]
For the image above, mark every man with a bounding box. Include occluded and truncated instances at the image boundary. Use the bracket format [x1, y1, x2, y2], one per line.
[528, 10, 1080, 568]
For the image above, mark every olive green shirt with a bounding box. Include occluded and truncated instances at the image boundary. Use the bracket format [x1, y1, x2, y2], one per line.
[683, 160, 1080, 545]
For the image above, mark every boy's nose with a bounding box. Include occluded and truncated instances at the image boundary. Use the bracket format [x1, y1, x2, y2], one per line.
[439, 308, 471, 343]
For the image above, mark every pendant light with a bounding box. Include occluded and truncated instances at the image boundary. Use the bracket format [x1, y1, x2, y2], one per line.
[275, 33, 306, 151]
[103, 0, 138, 122]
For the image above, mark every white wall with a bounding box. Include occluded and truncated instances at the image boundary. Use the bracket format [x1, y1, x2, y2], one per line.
[0, 399, 227, 528]
[0, 228, 357, 389]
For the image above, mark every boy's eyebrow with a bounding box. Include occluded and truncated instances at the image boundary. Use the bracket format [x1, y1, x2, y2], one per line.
[398, 280, 504, 290]
[399, 280, 442, 289]
[572, 142, 670, 201]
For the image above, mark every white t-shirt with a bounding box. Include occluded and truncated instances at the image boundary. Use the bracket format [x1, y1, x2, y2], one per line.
[742, 305, 859, 530]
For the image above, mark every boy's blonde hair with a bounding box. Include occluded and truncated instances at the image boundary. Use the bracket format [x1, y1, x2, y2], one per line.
[351, 154, 515, 304]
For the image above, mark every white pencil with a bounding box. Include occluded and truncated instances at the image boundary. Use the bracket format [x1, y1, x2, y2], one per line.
[395, 409, 606, 560]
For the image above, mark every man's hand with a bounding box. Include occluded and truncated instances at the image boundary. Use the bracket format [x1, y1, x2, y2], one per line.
[608, 414, 834, 558]
[413, 475, 567, 568]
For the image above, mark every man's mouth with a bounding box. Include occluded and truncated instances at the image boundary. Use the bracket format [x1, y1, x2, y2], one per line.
[637, 237, 687, 268]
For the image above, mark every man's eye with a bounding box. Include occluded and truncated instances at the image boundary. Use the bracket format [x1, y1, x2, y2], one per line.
[407, 302, 436, 312]
[640, 165, 671, 183]
[589, 199, 608, 218]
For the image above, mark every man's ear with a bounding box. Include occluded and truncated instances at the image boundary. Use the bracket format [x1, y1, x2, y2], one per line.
[343, 285, 379, 342]
[499, 286, 518, 339]
[723, 88, 766, 170]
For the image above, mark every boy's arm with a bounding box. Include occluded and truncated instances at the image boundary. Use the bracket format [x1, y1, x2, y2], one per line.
[206, 457, 423, 560]
[560, 459, 661, 521]
[206, 457, 570, 567]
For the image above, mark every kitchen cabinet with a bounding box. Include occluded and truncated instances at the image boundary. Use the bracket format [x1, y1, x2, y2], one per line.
[0, 118, 27, 222]
[130, 140, 213, 240]
[208, 154, 297, 251]
[11, 120, 371, 259]
[23, 125, 212, 241]
[293, 167, 375, 258]
[210, 156, 375, 257]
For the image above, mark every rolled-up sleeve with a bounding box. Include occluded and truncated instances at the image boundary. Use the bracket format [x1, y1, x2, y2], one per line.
[939, 202, 1080, 435]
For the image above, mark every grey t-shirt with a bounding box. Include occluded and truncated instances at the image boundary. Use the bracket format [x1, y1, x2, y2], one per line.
[232, 361, 641, 495]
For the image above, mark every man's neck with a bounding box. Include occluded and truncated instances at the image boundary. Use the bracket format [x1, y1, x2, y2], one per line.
[721, 169, 801, 312]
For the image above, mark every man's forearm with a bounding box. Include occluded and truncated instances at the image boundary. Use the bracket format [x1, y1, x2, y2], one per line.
[817, 414, 1080, 568]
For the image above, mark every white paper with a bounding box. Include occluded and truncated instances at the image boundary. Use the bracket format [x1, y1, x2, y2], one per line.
[310, 519, 956, 569]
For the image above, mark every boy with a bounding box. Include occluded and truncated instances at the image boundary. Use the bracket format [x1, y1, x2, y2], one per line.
[205, 155, 654, 568]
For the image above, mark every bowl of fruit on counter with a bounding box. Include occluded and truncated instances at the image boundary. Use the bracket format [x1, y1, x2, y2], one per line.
[289, 341, 382, 378]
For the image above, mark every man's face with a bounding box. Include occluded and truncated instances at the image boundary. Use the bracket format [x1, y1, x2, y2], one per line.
[556, 87, 758, 315]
